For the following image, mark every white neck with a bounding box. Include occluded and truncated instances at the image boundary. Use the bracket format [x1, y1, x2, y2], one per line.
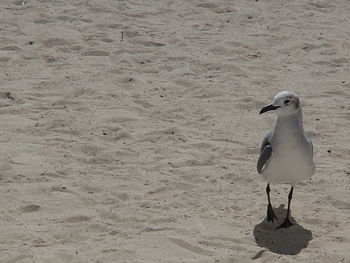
[274, 109, 304, 138]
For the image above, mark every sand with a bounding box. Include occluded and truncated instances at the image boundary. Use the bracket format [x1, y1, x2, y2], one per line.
[0, 0, 349, 262]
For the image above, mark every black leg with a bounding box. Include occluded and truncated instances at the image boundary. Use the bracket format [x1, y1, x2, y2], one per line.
[277, 186, 294, 229]
[266, 184, 278, 223]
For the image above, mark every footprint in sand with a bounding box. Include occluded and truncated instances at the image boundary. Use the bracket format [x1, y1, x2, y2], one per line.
[62, 215, 91, 223]
[0, 46, 20, 51]
[196, 2, 219, 9]
[170, 238, 212, 256]
[20, 204, 40, 213]
[134, 99, 153, 109]
[34, 18, 53, 24]
[81, 50, 109, 56]
[42, 38, 71, 48]
[131, 38, 166, 47]
[0, 57, 10, 62]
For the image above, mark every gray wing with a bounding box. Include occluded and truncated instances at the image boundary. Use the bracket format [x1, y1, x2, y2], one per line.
[257, 131, 273, 174]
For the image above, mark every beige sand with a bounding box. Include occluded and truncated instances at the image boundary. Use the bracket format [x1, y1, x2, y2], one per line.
[0, 0, 349, 262]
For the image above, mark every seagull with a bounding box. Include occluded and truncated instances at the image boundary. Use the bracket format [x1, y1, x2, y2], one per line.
[257, 91, 315, 228]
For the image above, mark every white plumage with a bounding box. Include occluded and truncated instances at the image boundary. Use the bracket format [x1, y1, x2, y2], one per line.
[258, 91, 315, 228]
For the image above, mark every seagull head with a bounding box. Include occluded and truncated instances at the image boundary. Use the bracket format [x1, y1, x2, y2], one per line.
[260, 91, 301, 116]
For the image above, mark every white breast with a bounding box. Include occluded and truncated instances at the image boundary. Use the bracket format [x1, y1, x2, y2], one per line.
[262, 138, 315, 185]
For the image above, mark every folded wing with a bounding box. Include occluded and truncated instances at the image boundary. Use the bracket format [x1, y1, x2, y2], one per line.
[257, 131, 273, 174]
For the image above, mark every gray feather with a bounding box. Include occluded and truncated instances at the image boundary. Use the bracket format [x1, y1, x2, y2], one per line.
[257, 131, 273, 174]
[306, 136, 313, 156]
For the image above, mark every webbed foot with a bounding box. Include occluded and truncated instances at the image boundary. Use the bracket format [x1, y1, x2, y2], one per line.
[267, 204, 278, 223]
[276, 217, 294, 229]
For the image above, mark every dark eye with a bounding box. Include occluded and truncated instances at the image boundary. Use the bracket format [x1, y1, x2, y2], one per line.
[284, 99, 290, 105]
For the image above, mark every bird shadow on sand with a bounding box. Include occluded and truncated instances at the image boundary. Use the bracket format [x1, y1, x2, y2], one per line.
[252, 205, 313, 257]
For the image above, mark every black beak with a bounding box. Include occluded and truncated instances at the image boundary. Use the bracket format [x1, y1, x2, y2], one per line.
[259, 104, 280, 114]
